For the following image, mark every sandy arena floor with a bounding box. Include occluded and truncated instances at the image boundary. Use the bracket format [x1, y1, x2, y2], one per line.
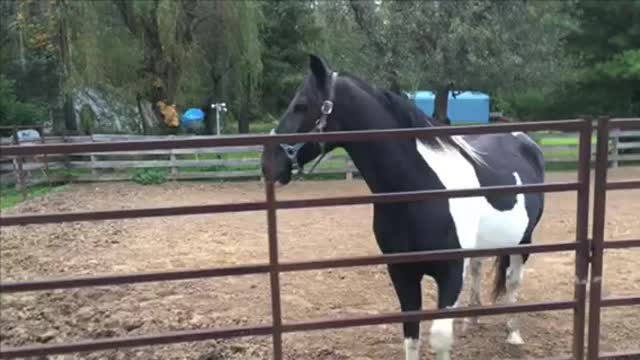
[1, 168, 639, 359]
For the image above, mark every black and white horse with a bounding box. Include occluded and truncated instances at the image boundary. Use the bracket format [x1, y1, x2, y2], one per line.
[261, 55, 545, 360]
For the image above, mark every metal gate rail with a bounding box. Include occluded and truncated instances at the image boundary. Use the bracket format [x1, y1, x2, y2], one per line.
[587, 117, 640, 360]
[0, 118, 638, 359]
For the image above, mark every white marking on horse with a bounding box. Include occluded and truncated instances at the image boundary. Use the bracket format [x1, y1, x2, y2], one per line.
[505, 254, 525, 344]
[404, 337, 420, 360]
[415, 138, 529, 250]
[430, 317, 454, 360]
[416, 138, 531, 352]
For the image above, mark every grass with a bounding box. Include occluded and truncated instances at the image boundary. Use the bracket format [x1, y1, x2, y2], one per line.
[535, 135, 594, 147]
[0, 183, 66, 209]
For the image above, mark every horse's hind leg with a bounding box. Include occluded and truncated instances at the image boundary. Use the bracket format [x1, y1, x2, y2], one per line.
[388, 265, 423, 360]
[467, 258, 483, 323]
[505, 254, 525, 345]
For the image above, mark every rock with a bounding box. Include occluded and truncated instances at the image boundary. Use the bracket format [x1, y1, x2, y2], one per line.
[72, 87, 142, 133]
[189, 314, 205, 326]
[123, 320, 144, 332]
[37, 330, 58, 343]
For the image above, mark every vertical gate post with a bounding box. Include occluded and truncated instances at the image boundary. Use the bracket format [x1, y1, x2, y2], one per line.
[573, 117, 592, 360]
[587, 116, 610, 360]
[263, 143, 283, 360]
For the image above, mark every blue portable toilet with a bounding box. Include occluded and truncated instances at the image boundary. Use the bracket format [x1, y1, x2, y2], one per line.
[409, 91, 490, 124]
[181, 108, 205, 132]
[412, 91, 436, 119]
[448, 91, 490, 124]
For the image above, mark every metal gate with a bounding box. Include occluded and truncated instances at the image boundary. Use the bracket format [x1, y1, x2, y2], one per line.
[586, 117, 640, 360]
[0, 117, 638, 359]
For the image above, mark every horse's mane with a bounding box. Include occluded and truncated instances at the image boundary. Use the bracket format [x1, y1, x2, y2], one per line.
[342, 73, 487, 167]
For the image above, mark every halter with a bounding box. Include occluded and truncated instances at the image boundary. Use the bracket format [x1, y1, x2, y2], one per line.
[270, 71, 338, 175]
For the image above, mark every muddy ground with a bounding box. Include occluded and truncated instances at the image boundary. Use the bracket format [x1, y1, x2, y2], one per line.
[1, 168, 639, 359]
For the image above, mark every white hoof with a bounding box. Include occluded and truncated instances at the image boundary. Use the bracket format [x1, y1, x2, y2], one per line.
[506, 330, 525, 345]
[465, 316, 480, 325]
[404, 338, 420, 360]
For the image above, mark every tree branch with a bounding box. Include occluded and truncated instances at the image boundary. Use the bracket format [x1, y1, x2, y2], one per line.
[177, 0, 198, 45]
[349, 0, 385, 55]
[112, 0, 138, 34]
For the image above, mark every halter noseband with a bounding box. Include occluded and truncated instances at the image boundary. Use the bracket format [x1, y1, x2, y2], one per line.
[270, 72, 338, 175]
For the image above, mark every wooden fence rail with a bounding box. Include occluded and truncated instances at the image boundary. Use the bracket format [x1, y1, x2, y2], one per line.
[2, 131, 639, 190]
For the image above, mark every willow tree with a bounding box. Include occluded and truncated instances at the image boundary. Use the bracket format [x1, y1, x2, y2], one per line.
[192, 0, 262, 134]
[0, 0, 75, 133]
[259, 0, 322, 117]
[111, 0, 197, 134]
[313, 0, 378, 81]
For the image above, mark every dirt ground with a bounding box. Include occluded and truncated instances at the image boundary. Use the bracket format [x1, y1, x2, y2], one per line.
[1, 168, 639, 360]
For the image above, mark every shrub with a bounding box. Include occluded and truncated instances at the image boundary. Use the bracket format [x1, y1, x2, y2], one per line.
[0, 75, 46, 127]
[132, 169, 167, 185]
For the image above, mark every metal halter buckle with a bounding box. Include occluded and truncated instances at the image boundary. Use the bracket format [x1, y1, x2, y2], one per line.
[321, 100, 334, 115]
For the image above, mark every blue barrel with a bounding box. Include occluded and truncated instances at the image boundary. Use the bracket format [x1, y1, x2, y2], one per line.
[410, 91, 490, 124]
[181, 108, 205, 132]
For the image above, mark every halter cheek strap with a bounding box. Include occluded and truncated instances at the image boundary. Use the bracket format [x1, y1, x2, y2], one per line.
[270, 72, 338, 175]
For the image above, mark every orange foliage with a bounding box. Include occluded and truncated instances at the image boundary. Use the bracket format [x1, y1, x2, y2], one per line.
[156, 101, 180, 128]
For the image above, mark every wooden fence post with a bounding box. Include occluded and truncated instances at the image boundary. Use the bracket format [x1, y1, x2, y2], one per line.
[89, 135, 97, 178]
[90, 155, 98, 177]
[170, 150, 178, 179]
[611, 127, 619, 168]
[13, 156, 27, 200]
[10, 130, 27, 200]
[346, 159, 354, 181]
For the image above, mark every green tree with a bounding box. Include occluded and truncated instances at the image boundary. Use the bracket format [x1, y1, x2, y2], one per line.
[111, 0, 198, 134]
[344, 0, 573, 123]
[563, 0, 640, 117]
[259, 0, 322, 115]
[0, 74, 46, 127]
[187, 0, 263, 134]
[1, 0, 69, 133]
[313, 0, 378, 83]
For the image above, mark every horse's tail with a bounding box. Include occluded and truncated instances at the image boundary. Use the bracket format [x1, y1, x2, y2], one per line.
[492, 255, 510, 302]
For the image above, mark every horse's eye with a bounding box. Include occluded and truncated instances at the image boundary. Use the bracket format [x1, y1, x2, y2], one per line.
[293, 103, 307, 112]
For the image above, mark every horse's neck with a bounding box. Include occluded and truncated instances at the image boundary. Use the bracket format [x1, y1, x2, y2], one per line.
[344, 138, 441, 194]
[337, 85, 444, 193]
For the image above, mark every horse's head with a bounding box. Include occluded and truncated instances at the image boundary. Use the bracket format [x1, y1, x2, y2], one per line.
[261, 54, 342, 185]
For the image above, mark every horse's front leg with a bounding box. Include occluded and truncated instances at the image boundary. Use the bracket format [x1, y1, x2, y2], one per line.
[388, 264, 423, 360]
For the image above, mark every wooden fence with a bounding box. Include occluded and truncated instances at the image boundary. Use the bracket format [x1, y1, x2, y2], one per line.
[2, 130, 639, 190]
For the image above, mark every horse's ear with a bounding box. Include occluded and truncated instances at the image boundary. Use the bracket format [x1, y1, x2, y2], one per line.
[309, 54, 330, 84]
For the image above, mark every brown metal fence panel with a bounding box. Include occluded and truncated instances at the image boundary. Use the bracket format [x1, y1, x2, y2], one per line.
[572, 117, 593, 360]
[1, 118, 639, 360]
[587, 117, 640, 360]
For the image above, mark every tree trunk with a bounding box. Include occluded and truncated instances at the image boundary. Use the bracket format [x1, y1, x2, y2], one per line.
[113, 0, 196, 134]
[349, 0, 400, 89]
[238, 73, 251, 134]
[238, 110, 249, 134]
[63, 93, 76, 133]
[434, 83, 453, 125]
[57, 0, 75, 134]
[17, 20, 26, 72]
[136, 95, 154, 134]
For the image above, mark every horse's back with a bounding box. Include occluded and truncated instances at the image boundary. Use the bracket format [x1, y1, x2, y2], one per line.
[464, 132, 545, 185]
[465, 132, 546, 244]
[415, 133, 543, 250]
